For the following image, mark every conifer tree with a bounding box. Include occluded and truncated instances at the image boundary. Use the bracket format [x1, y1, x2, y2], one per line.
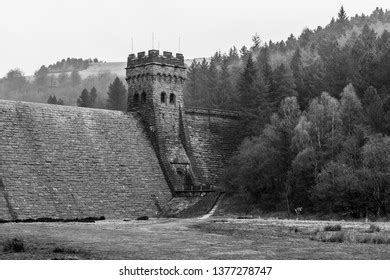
[251, 33, 261, 51]
[291, 48, 307, 108]
[338, 6, 348, 22]
[77, 88, 91, 107]
[207, 60, 219, 107]
[184, 60, 200, 106]
[268, 64, 297, 111]
[214, 56, 235, 109]
[106, 77, 127, 111]
[237, 54, 257, 109]
[90, 86, 98, 106]
[47, 95, 54, 104]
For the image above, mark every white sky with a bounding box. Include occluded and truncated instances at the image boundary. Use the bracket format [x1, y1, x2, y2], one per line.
[0, 0, 388, 76]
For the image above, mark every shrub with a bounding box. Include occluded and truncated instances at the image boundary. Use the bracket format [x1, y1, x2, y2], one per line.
[313, 230, 390, 245]
[289, 226, 299, 233]
[366, 224, 380, 233]
[3, 238, 25, 253]
[53, 247, 78, 254]
[370, 233, 390, 244]
[314, 231, 345, 243]
[323, 224, 342, 231]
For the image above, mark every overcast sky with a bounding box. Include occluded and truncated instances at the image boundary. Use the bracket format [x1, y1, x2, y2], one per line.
[0, 0, 388, 76]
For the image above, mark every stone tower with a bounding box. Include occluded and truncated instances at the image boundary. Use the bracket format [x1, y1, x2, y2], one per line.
[126, 50, 197, 192]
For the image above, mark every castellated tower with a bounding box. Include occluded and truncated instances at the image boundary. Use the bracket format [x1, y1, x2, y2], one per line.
[126, 50, 198, 192]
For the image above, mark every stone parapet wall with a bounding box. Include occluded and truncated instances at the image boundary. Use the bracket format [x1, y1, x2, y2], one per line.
[127, 50, 185, 68]
[0, 100, 171, 220]
[184, 109, 245, 186]
[184, 107, 241, 119]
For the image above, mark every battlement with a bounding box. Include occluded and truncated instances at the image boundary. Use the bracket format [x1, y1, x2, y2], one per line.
[127, 50, 185, 69]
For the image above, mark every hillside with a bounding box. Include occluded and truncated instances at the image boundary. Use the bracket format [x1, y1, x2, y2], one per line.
[25, 58, 209, 81]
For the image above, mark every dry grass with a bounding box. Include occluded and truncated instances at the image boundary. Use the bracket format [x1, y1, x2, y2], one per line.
[1, 218, 390, 259]
[311, 227, 390, 245]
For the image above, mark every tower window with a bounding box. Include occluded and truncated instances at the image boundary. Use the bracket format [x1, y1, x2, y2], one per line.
[169, 93, 176, 105]
[161, 92, 166, 104]
[133, 93, 139, 107]
[141, 92, 146, 104]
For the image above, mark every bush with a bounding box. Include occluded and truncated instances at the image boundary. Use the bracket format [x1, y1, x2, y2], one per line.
[289, 226, 299, 233]
[53, 247, 78, 254]
[314, 231, 345, 243]
[370, 233, 390, 244]
[3, 238, 25, 253]
[312, 229, 390, 245]
[366, 224, 380, 233]
[323, 224, 342, 231]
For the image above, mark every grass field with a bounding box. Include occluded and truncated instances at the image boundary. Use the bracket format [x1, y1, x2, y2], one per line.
[0, 217, 389, 259]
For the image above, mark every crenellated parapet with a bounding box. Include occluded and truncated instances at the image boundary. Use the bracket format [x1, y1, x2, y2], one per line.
[126, 72, 186, 84]
[126, 50, 185, 69]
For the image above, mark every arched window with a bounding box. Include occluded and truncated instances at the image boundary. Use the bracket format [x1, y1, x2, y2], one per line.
[141, 92, 146, 104]
[133, 93, 139, 107]
[161, 92, 166, 104]
[169, 93, 176, 105]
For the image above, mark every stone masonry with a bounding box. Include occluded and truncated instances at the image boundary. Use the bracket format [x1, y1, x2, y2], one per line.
[0, 50, 245, 220]
[0, 100, 171, 220]
[126, 50, 245, 192]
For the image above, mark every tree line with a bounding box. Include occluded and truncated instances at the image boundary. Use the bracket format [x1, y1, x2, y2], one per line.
[76, 77, 127, 111]
[183, 6, 390, 218]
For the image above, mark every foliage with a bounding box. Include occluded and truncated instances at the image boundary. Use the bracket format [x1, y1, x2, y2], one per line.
[77, 87, 97, 108]
[70, 70, 81, 87]
[3, 238, 25, 253]
[47, 95, 64, 105]
[323, 224, 342, 231]
[106, 77, 127, 111]
[225, 81, 390, 217]
[46, 57, 100, 73]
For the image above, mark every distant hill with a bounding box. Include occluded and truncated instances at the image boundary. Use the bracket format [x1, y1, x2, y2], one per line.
[25, 58, 211, 81]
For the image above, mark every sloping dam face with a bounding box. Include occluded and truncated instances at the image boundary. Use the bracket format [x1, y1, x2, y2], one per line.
[0, 100, 171, 220]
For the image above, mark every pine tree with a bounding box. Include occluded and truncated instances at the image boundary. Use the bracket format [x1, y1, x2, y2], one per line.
[214, 56, 235, 109]
[207, 60, 219, 107]
[106, 77, 127, 111]
[228, 46, 239, 64]
[198, 58, 210, 105]
[257, 46, 273, 86]
[291, 48, 307, 108]
[77, 88, 91, 107]
[251, 33, 261, 51]
[237, 54, 257, 109]
[240, 46, 249, 61]
[90, 86, 98, 106]
[268, 64, 297, 111]
[47, 95, 54, 104]
[184, 60, 200, 106]
[338, 6, 348, 22]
